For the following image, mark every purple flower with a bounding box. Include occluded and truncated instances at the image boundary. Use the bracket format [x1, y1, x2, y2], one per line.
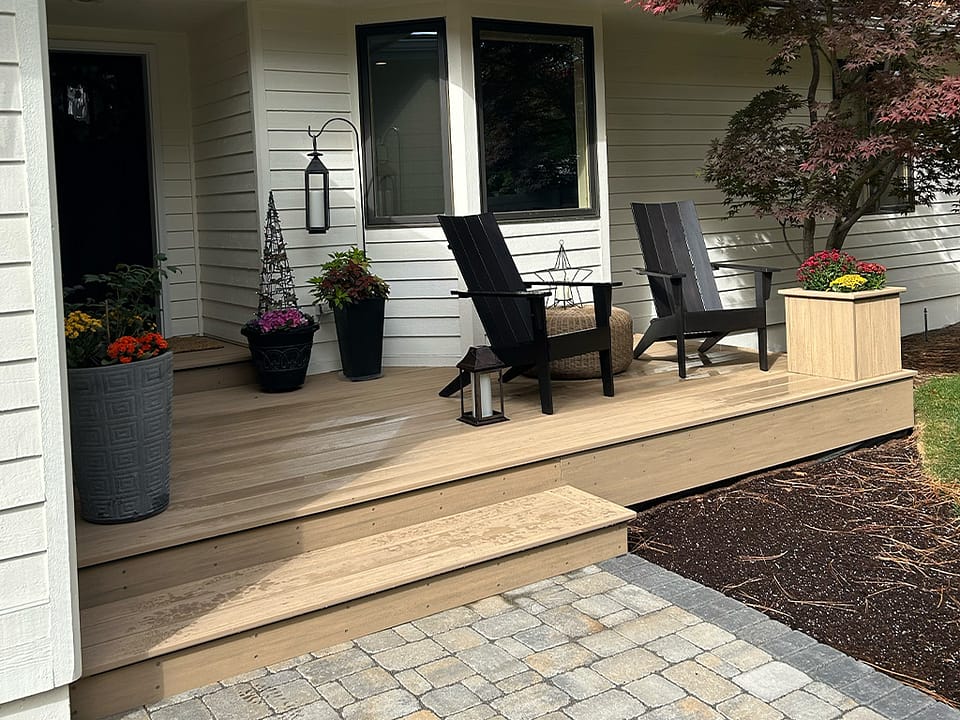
[255, 308, 311, 333]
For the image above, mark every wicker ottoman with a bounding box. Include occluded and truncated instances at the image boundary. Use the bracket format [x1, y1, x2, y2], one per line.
[541, 305, 634, 379]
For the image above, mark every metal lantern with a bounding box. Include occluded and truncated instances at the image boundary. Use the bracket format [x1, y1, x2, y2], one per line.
[456, 346, 508, 426]
[305, 125, 330, 234]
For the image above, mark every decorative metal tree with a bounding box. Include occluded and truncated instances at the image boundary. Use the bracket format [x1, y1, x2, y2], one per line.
[257, 191, 299, 314]
[531, 241, 593, 308]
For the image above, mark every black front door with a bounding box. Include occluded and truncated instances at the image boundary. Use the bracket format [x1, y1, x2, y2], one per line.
[50, 51, 155, 291]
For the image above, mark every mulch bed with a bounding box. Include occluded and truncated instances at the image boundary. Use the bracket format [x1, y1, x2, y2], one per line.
[629, 323, 960, 707]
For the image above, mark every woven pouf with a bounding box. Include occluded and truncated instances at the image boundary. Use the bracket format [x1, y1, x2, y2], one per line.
[541, 305, 634, 379]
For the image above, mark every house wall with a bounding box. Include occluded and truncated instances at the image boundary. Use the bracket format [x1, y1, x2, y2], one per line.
[0, 1, 78, 718]
[45, 25, 201, 338]
[603, 11, 960, 347]
[248, 0, 610, 370]
[189, 4, 260, 342]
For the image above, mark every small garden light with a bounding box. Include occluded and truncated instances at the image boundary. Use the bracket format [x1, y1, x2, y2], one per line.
[456, 346, 508, 426]
[305, 126, 330, 234]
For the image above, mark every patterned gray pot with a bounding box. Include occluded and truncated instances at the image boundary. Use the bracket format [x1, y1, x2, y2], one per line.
[67, 351, 173, 523]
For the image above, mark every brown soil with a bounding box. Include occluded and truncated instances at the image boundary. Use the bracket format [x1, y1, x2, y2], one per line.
[629, 323, 960, 707]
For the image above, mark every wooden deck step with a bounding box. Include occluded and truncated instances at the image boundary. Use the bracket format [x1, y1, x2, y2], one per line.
[79, 486, 634, 680]
[172, 340, 254, 395]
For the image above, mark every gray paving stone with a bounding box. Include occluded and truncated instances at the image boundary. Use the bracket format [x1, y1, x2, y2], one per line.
[733, 662, 813, 702]
[596, 608, 638, 628]
[623, 674, 686, 707]
[448, 706, 498, 720]
[646, 578, 699, 602]
[816, 657, 876, 689]
[394, 623, 427, 642]
[490, 683, 569, 720]
[576, 628, 637, 658]
[147, 682, 223, 710]
[840, 672, 899, 705]
[504, 578, 557, 597]
[711, 640, 773, 672]
[222, 667, 270, 686]
[395, 669, 432, 696]
[462, 674, 502, 702]
[436, 627, 488, 653]
[273, 699, 340, 720]
[341, 666, 399, 699]
[550, 667, 613, 700]
[606, 584, 672, 615]
[375, 639, 447, 672]
[513, 623, 568, 652]
[737, 619, 794, 647]
[804, 681, 858, 712]
[355, 629, 407, 654]
[496, 670, 543, 694]
[645, 632, 703, 662]
[312, 641, 354, 659]
[591, 647, 667, 683]
[417, 656, 475, 688]
[510, 596, 547, 615]
[760, 630, 819, 658]
[772, 689, 841, 720]
[868, 684, 940, 719]
[470, 596, 514, 618]
[528, 586, 580, 609]
[459, 643, 528, 683]
[561, 572, 626, 597]
[666, 584, 727, 610]
[903, 704, 960, 720]
[678, 622, 736, 651]
[525, 642, 598, 678]
[783, 643, 845, 674]
[643, 696, 723, 719]
[316, 681, 354, 710]
[842, 710, 889, 720]
[105, 709, 150, 720]
[340, 688, 419, 720]
[474, 609, 541, 640]
[259, 680, 321, 714]
[300, 648, 374, 686]
[711, 606, 770, 633]
[251, 670, 301, 691]
[414, 607, 482, 635]
[537, 606, 606, 638]
[694, 651, 740, 678]
[716, 693, 784, 720]
[202, 684, 271, 720]
[494, 636, 534, 659]
[421, 684, 482, 716]
[564, 688, 645, 720]
[151, 699, 213, 720]
[615, 606, 699, 644]
[662, 659, 740, 704]
[266, 655, 313, 673]
[571, 594, 626, 619]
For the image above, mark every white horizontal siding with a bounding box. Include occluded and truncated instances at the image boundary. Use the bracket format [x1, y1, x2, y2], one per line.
[190, 4, 260, 342]
[603, 12, 960, 345]
[0, 1, 77, 715]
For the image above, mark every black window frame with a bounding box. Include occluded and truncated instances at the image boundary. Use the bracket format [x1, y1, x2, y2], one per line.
[472, 18, 600, 222]
[356, 17, 452, 228]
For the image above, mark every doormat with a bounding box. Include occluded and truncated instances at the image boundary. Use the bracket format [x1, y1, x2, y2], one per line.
[167, 336, 225, 354]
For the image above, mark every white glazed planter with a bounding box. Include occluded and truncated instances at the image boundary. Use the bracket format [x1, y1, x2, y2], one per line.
[779, 286, 906, 381]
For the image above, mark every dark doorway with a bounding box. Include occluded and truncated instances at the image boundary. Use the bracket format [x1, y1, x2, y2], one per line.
[50, 51, 155, 291]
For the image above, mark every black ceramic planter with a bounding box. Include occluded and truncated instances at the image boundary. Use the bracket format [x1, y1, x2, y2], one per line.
[333, 297, 386, 381]
[242, 323, 318, 392]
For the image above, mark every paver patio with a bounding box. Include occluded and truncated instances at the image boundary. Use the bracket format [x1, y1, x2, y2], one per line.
[107, 555, 959, 720]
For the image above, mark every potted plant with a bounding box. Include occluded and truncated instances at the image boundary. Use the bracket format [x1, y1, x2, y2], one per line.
[308, 247, 390, 381]
[242, 192, 318, 392]
[63, 258, 177, 524]
[779, 250, 906, 381]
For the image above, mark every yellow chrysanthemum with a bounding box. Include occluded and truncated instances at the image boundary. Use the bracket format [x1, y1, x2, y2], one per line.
[829, 274, 868, 292]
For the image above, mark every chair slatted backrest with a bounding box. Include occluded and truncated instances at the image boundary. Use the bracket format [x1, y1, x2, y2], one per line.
[439, 213, 535, 350]
[630, 200, 722, 317]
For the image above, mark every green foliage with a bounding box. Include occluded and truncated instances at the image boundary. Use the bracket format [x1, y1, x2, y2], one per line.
[307, 247, 390, 311]
[915, 375, 960, 488]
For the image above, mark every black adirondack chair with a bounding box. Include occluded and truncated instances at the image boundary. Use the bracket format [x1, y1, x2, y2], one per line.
[631, 200, 776, 379]
[438, 213, 619, 415]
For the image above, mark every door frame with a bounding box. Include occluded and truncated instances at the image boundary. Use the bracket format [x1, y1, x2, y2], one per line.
[47, 40, 172, 335]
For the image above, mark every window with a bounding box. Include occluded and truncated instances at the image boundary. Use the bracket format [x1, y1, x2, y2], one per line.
[357, 19, 451, 225]
[474, 20, 597, 218]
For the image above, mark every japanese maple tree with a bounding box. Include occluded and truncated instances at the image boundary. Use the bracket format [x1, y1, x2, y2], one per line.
[629, 0, 960, 258]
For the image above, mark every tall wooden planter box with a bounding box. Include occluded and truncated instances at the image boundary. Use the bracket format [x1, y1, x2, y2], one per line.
[67, 351, 173, 523]
[779, 287, 906, 381]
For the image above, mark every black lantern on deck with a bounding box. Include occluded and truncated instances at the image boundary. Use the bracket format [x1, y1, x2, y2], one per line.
[305, 126, 330, 234]
[457, 346, 508, 426]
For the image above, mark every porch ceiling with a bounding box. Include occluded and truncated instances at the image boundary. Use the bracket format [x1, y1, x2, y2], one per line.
[45, 0, 245, 33]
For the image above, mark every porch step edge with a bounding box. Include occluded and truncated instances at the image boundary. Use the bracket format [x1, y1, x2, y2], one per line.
[80, 486, 634, 677]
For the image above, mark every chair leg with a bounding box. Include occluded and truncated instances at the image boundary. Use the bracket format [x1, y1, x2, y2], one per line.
[599, 349, 614, 397]
[536, 363, 554, 415]
[758, 326, 769, 371]
[698, 333, 726, 355]
[633, 325, 660, 359]
[677, 337, 687, 379]
[438, 373, 467, 398]
[502, 365, 532, 384]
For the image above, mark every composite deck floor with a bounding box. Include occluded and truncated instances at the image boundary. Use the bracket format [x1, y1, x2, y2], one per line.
[75, 343, 914, 568]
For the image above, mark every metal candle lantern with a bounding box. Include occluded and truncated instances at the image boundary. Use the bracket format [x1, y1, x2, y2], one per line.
[305, 126, 330, 234]
[456, 346, 508, 426]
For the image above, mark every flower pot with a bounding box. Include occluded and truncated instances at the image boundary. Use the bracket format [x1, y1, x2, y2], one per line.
[333, 297, 386, 381]
[67, 351, 173, 524]
[242, 323, 318, 392]
[779, 287, 906, 381]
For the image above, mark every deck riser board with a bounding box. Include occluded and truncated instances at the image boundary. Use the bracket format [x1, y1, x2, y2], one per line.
[70, 527, 627, 720]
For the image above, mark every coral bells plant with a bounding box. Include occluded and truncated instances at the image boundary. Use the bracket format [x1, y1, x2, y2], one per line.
[308, 247, 390, 311]
[797, 250, 886, 293]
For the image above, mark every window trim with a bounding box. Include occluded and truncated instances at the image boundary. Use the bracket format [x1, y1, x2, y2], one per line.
[356, 17, 452, 227]
[472, 18, 600, 222]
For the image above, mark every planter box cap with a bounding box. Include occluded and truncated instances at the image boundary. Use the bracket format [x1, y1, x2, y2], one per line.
[779, 286, 906, 300]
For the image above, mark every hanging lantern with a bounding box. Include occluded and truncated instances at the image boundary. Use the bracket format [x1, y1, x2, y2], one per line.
[305, 126, 330, 234]
[457, 346, 508, 426]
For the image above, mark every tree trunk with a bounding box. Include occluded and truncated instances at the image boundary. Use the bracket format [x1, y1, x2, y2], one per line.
[802, 217, 817, 259]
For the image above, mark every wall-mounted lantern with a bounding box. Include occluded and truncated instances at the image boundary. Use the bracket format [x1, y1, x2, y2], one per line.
[457, 346, 508, 426]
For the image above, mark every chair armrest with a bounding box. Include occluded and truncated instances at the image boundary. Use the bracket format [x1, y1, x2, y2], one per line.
[452, 289, 552, 299]
[711, 261, 780, 274]
[633, 267, 685, 281]
[526, 280, 623, 288]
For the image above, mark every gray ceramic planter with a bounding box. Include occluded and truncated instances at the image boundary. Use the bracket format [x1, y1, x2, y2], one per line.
[67, 351, 173, 523]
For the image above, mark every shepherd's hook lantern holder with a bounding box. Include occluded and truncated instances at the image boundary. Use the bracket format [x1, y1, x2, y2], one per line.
[305, 119, 366, 252]
[457, 346, 508, 426]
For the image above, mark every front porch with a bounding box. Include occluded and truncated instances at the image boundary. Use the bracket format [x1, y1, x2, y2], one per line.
[70, 345, 914, 719]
